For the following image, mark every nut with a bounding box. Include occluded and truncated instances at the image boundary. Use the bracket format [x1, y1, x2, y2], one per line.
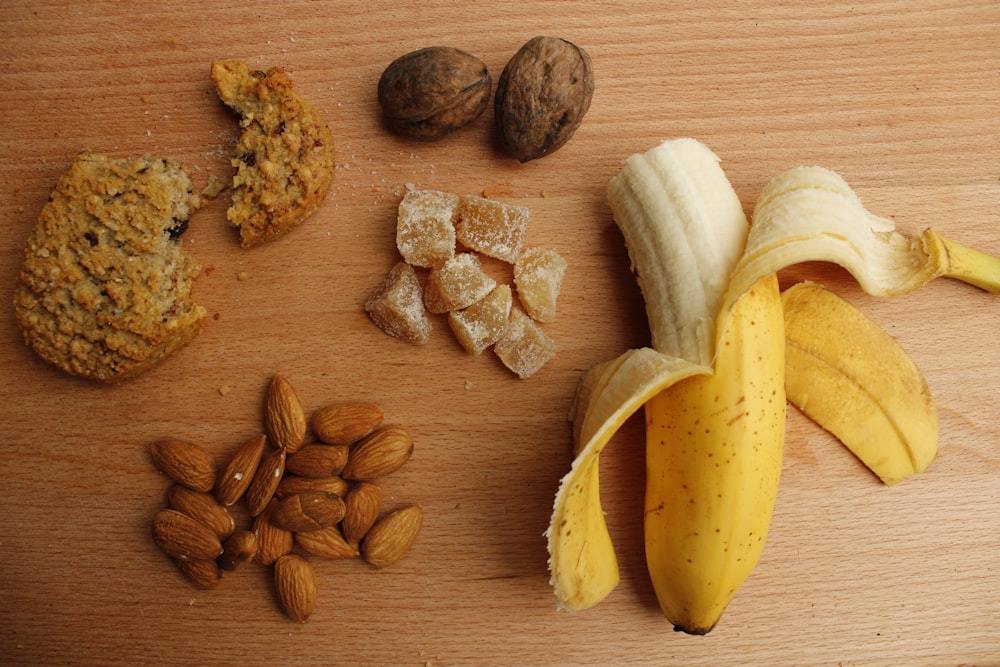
[276, 474, 350, 499]
[264, 374, 307, 454]
[176, 558, 222, 589]
[245, 446, 286, 517]
[253, 498, 293, 566]
[215, 434, 266, 506]
[361, 504, 423, 568]
[151, 508, 223, 561]
[270, 491, 346, 533]
[285, 443, 349, 478]
[150, 439, 217, 493]
[219, 530, 259, 571]
[166, 484, 236, 541]
[342, 481, 383, 544]
[311, 402, 384, 446]
[495, 36, 594, 162]
[294, 525, 359, 559]
[378, 46, 492, 140]
[274, 554, 317, 623]
[342, 425, 414, 481]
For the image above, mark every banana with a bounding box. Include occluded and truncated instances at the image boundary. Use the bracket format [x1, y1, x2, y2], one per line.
[547, 138, 1000, 633]
[782, 282, 937, 485]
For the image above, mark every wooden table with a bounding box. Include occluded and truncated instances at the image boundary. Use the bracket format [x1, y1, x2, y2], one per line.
[1, 2, 998, 665]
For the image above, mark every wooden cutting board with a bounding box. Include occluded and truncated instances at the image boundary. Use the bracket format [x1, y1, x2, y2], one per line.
[1, 1, 998, 665]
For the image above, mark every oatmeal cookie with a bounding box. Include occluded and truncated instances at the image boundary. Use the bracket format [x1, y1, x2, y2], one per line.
[211, 60, 335, 247]
[13, 152, 207, 383]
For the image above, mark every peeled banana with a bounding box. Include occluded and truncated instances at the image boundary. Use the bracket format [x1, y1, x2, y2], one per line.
[547, 138, 1000, 633]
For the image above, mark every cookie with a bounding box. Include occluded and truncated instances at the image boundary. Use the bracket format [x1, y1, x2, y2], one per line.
[13, 152, 207, 383]
[211, 60, 335, 248]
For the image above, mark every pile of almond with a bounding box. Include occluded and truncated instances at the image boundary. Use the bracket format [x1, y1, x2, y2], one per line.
[149, 374, 422, 623]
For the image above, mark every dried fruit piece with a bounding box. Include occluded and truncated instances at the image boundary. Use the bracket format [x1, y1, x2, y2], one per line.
[264, 374, 307, 454]
[253, 498, 293, 566]
[294, 525, 359, 559]
[456, 195, 528, 263]
[274, 554, 317, 623]
[150, 439, 217, 493]
[215, 434, 266, 506]
[276, 474, 350, 499]
[342, 425, 414, 481]
[342, 482, 383, 544]
[495, 36, 594, 162]
[151, 509, 224, 561]
[270, 491, 346, 532]
[424, 252, 497, 314]
[365, 261, 433, 345]
[396, 189, 459, 268]
[166, 484, 236, 541]
[361, 504, 423, 568]
[246, 446, 287, 517]
[176, 558, 222, 589]
[514, 247, 567, 322]
[219, 530, 259, 571]
[494, 309, 556, 379]
[286, 443, 349, 478]
[377, 46, 492, 140]
[448, 284, 513, 355]
[311, 402, 384, 446]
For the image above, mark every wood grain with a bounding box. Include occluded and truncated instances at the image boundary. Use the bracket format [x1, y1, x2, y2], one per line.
[1, 1, 998, 665]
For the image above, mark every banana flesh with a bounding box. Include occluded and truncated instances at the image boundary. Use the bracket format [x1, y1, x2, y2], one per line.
[782, 282, 938, 485]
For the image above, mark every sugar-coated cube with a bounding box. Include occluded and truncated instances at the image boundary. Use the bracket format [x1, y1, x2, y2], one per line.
[424, 252, 497, 314]
[396, 189, 459, 268]
[365, 262, 432, 345]
[494, 309, 557, 379]
[456, 195, 528, 263]
[514, 247, 567, 323]
[448, 285, 513, 355]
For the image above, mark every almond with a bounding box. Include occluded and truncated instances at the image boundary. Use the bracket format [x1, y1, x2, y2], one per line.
[274, 554, 317, 623]
[219, 530, 259, 571]
[176, 558, 222, 589]
[166, 484, 236, 541]
[215, 434, 266, 506]
[245, 446, 286, 517]
[270, 491, 346, 533]
[276, 474, 350, 499]
[342, 425, 414, 481]
[311, 402, 384, 446]
[294, 525, 359, 559]
[150, 439, 217, 493]
[342, 482, 383, 544]
[285, 443, 349, 478]
[264, 374, 307, 454]
[361, 504, 423, 568]
[253, 498, 293, 566]
[152, 508, 223, 561]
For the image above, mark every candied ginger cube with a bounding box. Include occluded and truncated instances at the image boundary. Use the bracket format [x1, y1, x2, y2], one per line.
[396, 189, 458, 268]
[365, 262, 432, 345]
[424, 252, 497, 314]
[456, 195, 528, 263]
[494, 309, 556, 379]
[448, 285, 513, 355]
[514, 247, 567, 323]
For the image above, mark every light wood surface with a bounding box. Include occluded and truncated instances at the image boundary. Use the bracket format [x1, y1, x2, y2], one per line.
[1, 2, 998, 665]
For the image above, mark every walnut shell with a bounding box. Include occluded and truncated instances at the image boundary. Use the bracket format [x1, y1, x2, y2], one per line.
[378, 46, 492, 140]
[495, 36, 594, 162]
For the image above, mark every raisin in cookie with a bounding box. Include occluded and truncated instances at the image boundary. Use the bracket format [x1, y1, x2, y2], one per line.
[211, 60, 335, 248]
[13, 152, 207, 383]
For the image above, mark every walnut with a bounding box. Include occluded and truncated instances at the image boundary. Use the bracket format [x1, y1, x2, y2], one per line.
[495, 36, 594, 162]
[377, 46, 492, 140]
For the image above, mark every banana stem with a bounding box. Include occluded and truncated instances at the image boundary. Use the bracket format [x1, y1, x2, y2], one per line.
[921, 229, 1000, 294]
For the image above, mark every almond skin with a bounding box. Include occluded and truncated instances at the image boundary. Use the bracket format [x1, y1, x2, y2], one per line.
[253, 498, 293, 566]
[176, 558, 222, 589]
[311, 402, 384, 446]
[342, 425, 413, 481]
[361, 504, 423, 568]
[294, 525, 359, 559]
[219, 530, 259, 571]
[152, 509, 224, 561]
[274, 554, 317, 623]
[150, 439, 217, 493]
[286, 443, 349, 478]
[276, 475, 350, 499]
[245, 446, 287, 517]
[215, 434, 266, 506]
[166, 484, 236, 541]
[270, 492, 346, 533]
[264, 374, 307, 454]
[342, 482, 383, 544]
